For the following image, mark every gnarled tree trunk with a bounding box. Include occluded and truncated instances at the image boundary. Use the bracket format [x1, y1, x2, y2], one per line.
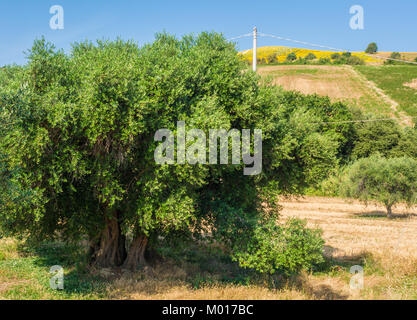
[123, 234, 148, 271]
[92, 211, 127, 268]
[386, 204, 393, 219]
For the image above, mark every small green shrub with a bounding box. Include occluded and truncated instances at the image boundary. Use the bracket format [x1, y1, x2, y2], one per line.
[318, 57, 331, 64]
[331, 53, 341, 60]
[305, 53, 317, 60]
[267, 53, 278, 64]
[234, 219, 325, 275]
[342, 52, 352, 58]
[346, 56, 365, 65]
[286, 52, 297, 62]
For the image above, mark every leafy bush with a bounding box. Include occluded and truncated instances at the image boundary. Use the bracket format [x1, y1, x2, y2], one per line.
[346, 56, 365, 65]
[267, 53, 278, 64]
[342, 52, 352, 58]
[234, 218, 324, 275]
[391, 52, 401, 60]
[340, 155, 417, 218]
[331, 53, 341, 60]
[352, 120, 417, 159]
[318, 57, 331, 65]
[286, 52, 297, 62]
[305, 53, 317, 60]
[365, 43, 378, 54]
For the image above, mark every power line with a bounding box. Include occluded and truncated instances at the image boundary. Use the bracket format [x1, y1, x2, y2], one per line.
[311, 116, 417, 125]
[227, 33, 252, 41]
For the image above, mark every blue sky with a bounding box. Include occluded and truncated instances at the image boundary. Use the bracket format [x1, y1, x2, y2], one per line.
[0, 0, 416, 66]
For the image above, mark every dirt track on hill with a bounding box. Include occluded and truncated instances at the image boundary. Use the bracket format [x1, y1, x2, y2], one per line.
[259, 65, 413, 126]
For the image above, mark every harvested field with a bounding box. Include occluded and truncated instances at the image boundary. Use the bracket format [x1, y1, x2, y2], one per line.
[258, 65, 395, 118]
[280, 196, 417, 262]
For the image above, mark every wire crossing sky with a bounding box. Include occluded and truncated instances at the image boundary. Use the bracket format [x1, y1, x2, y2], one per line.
[0, 0, 416, 66]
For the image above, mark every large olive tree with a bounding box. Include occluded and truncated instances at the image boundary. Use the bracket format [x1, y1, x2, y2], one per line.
[0, 33, 353, 272]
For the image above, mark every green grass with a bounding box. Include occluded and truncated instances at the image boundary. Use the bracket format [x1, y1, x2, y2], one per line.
[1, 237, 416, 300]
[0, 239, 107, 300]
[355, 65, 417, 118]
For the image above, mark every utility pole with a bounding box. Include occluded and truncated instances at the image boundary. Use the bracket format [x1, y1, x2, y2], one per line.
[253, 26, 257, 72]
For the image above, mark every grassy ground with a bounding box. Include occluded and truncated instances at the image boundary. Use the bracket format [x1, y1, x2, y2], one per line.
[1, 197, 416, 300]
[355, 65, 417, 118]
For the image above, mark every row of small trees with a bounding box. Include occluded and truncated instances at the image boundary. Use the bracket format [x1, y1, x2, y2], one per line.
[257, 51, 365, 65]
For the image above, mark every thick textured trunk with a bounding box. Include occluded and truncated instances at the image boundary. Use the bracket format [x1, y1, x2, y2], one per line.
[123, 234, 148, 271]
[92, 212, 127, 268]
[387, 205, 393, 219]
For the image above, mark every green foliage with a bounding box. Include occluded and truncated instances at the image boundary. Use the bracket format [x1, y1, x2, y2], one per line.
[234, 218, 324, 275]
[365, 42, 378, 54]
[391, 52, 401, 60]
[267, 53, 278, 64]
[305, 53, 316, 60]
[0, 33, 333, 273]
[331, 53, 341, 60]
[286, 52, 297, 62]
[342, 52, 352, 58]
[340, 155, 417, 217]
[318, 57, 331, 65]
[346, 56, 365, 65]
[352, 119, 417, 159]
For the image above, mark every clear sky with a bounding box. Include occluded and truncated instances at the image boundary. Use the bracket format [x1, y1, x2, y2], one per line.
[1, 0, 416, 66]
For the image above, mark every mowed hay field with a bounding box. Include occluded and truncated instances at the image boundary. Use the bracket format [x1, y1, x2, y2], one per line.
[279, 197, 417, 300]
[258, 65, 395, 117]
[111, 198, 417, 300]
[1, 197, 416, 300]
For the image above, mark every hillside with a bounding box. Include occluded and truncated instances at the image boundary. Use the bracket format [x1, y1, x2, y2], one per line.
[240, 46, 417, 65]
[257, 65, 394, 118]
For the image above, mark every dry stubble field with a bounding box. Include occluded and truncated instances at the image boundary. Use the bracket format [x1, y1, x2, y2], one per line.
[106, 197, 417, 300]
[99, 197, 415, 300]
[1, 198, 416, 300]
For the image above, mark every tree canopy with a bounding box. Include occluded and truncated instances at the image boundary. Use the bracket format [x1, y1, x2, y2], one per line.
[365, 42, 378, 54]
[340, 155, 417, 218]
[0, 33, 356, 272]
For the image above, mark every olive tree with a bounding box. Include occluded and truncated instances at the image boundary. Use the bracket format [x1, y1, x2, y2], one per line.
[365, 42, 378, 54]
[0, 33, 353, 272]
[340, 155, 417, 218]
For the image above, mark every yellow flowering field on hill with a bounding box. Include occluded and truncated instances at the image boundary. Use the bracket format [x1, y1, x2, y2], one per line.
[239, 46, 382, 64]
